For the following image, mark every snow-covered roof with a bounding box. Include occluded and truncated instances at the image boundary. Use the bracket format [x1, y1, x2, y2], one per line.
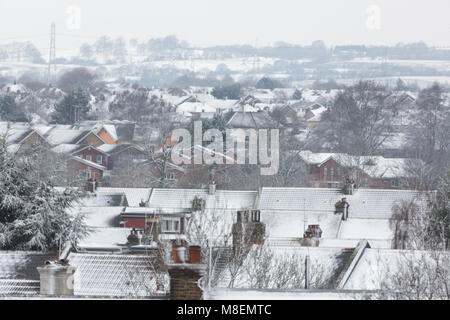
[44, 129, 92, 145]
[77, 227, 130, 250]
[359, 156, 417, 179]
[102, 124, 118, 142]
[176, 102, 216, 115]
[343, 248, 450, 291]
[95, 187, 152, 207]
[305, 105, 328, 122]
[148, 188, 257, 210]
[68, 252, 168, 297]
[258, 187, 429, 242]
[51, 144, 85, 155]
[69, 157, 107, 171]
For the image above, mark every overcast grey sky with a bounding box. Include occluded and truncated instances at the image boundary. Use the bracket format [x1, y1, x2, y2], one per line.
[1, 0, 449, 51]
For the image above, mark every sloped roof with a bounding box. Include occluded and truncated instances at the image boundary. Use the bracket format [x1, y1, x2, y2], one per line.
[259, 187, 428, 219]
[148, 188, 257, 210]
[73, 206, 124, 228]
[343, 248, 450, 290]
[96, 187, 152, 207]
[69, 156, 107, 171]
[80, 193, 127, 207]
[51, 144, 86, 155]
[359, 156, 418, 179]
[97, 143, 143, 155]
[45, 129, 93, 145]
[345, 189, 428, 219]
[68, 252, 168, 297]
[226, 111, 276, 129]
[0, 279, 40, 296]
[77, 227, 130, 250]
[259, 187, 342, 212]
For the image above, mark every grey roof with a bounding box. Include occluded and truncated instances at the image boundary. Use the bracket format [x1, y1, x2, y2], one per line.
[226, 111, 276, 129]
[0, 279, 40, 296]
[258, 187, 428, 219]
[68, 253, 168, 297]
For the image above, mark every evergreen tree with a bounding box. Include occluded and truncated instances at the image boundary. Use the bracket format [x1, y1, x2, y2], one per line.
[211, 83, 243, 100]
[255, 77, 283, 90]
[0, 94, 28, 122]
[292, 89, 303, 100]
[0, 142, 89, 251]
[52, 88, 90, 124]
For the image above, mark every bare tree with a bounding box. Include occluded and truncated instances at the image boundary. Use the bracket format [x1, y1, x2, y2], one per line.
[314, 80, 400, 156]
[378, 251, 450, 300]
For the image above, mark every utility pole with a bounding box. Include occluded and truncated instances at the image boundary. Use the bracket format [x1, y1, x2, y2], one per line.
[47, 22, 56, 85]
[304, 254, 310, 289]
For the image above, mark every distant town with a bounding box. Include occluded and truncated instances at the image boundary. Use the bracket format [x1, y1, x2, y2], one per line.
[0, 26, 449, 301]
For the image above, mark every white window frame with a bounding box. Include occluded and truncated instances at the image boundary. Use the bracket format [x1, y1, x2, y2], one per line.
[86, 155, 92, 162]
[96, 155, 103, 164]
[165, 172, 175, 180]
[161, 218, 180, 233]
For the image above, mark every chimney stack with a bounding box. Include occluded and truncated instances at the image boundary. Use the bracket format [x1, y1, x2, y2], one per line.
[232, 210, 265, 257]
[167, 244, 206, 300]
[208, 181, 216, 195]
[37, 263, 77, 296]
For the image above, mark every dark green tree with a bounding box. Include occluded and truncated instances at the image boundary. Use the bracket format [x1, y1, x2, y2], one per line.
[255, 77, 283, 90]
[52, 88, 90, 124]
[0, 141, 89, 251]
[0, 95, 28, 122]
[211, 83, 243, 100]
[292, 89, 303, 100]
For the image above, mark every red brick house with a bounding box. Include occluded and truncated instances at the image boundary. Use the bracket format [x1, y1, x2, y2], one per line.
[120, 207, 188, 241]
[97, 144, 145, 170]
[299, 150, 419, 189]
[67, 156, 107, 181]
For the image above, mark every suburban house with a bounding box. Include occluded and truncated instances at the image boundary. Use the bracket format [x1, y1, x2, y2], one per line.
[44, 128, 106, 147]
[75, 120, 136, 144]
[67, 156, 107, 181]
[97, 144, 145, 170]
[298, 150, 421, 189]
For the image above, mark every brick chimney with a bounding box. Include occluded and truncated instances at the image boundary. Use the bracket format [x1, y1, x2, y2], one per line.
[232, 210, 265, 257]
[85, 179, 98, 193]
[167, 245, 206, 300]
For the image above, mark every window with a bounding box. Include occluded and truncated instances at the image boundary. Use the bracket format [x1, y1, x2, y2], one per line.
[86, 155, 92, 162]
[337, 167, 341, 177]
[330, 167, 334, 179]
[82, 168, 91, 179]
[392, 179, 400, 188]
[323, 166, 328, 178]
[96, 155, 102, 164]
[165, 172, 175, 180]
[161, 219, 180, 233]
